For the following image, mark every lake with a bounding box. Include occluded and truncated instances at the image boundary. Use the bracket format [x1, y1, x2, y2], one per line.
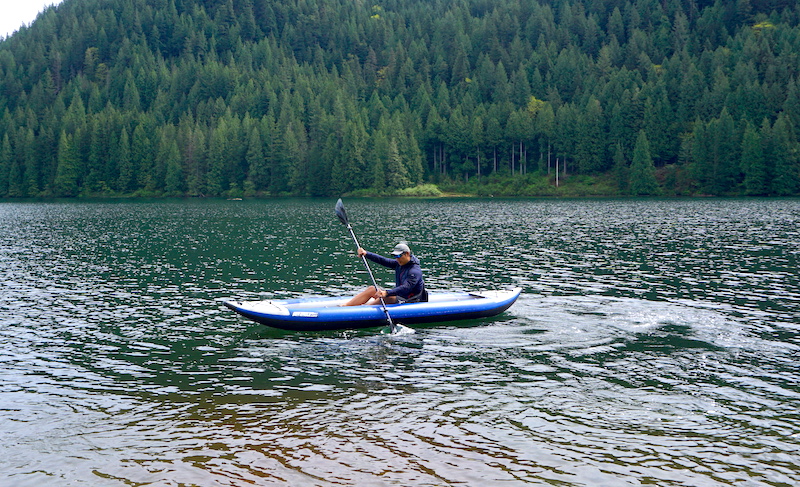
[1, 198, 798, 486]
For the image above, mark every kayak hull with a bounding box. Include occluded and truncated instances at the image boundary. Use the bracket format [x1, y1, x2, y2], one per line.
[223, 288, 521, 331]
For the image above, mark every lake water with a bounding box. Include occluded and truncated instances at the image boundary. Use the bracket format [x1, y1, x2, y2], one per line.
[1, 198, 798, 486]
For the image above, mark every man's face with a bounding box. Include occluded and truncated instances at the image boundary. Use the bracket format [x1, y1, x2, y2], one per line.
[395, 252, 411, 265]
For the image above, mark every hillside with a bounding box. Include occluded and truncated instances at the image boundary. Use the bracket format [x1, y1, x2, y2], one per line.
[0, 0, 799, 197]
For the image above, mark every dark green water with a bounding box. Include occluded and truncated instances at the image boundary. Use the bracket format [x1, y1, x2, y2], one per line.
[1, 198, 798, 486]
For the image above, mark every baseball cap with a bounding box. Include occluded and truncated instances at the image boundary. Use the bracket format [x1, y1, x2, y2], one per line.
[391, 243, 410, 256]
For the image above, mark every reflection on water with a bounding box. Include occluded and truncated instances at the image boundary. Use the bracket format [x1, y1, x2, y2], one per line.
[1, 198, 799, 486]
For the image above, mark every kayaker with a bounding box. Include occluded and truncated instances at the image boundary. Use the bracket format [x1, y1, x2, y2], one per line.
[343, 242, 427, 306]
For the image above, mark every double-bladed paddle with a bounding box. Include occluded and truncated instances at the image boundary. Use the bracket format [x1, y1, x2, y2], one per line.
[335, 198, 398, 333]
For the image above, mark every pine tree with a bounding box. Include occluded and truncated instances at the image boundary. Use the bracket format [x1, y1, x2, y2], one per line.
[771, 114, 800, 195]
[54, 131, 79, 197]
[116, 128, 133, 193]
[207, 120, 229, 196]
[740, 121, 767, 196]
[23, 128, 40, 196]
[185, 126, 207, 197]
[613, 143, 628, 193]
[386, 138, 411, 190]
[691, 120, 712, 194]
[1, 0, 800, 198]
[163, 139, 184, 195]
[576, 97, 605, 173]
[287, 121, 309, 194]
[132, 124, 152, 192]
[629, 130, 659, 195]
[0, 134, 11, 196]
[709, 108, 741, 195]
[245, 126, 267, 191]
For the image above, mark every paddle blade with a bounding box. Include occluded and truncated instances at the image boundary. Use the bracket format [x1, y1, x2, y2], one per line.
[335, 198, 349, 226]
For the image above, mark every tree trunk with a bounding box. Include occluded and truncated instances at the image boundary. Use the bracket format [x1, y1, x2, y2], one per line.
[556, 157, 559, 187]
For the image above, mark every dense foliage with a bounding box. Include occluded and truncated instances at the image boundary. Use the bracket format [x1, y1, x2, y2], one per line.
[1, 0, 799, 197]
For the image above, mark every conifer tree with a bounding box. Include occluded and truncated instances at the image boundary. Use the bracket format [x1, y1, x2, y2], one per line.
[164, 139, 184, 195]
[0, 134, 12, 196]
[741, 121, 768, 196]
[386, 138, 411, 189]
[54, 131, 79, 197]
[245, 126, 267, 191]
[629, 130, 658, 195]
[23, 128, 39, 196]
[576, 97, 605, 173]
[771, 114, 800, 196]
[613, 143, 628, 193]
[207, 121, 229, 196]
[132, 124, 152, 192]
[116, 128, 132, 193]
[0, 0, 799, 197]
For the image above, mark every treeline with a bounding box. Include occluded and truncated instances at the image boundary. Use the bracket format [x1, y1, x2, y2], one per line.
[0, 0, 799, 197]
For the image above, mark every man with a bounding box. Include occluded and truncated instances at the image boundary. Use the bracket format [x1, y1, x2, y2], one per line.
[343, 242, 427, 306]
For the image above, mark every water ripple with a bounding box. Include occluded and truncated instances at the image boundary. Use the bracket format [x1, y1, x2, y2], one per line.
[1, 199, 799, 485]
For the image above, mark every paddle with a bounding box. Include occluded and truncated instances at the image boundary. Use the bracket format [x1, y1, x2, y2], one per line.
[335, 198, 399, 333]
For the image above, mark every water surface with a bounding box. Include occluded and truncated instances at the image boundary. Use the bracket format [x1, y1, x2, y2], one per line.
[1, 198, 798, 486]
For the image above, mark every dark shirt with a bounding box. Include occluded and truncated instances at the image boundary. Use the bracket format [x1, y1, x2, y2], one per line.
[364, 252, 425, 299]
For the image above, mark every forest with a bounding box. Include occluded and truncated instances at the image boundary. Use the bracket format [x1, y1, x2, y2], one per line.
[0, 0, 799, 198]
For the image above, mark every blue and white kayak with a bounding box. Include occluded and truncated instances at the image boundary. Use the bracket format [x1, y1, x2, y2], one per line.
[223, 288, 521, 331]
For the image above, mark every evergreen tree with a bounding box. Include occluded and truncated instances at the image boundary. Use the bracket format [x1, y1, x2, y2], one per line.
[287, 121, 309, 194]
[708, 108, 741, 195]
[207, 120, 229, 196]
[332, 119, 367, 195]
[116, 128, 133, 193]
[369, 129, 388, 192]
[0, 134, 11, 196]
[132, 124, 152, 192]
[245, 126, 267, 191]
[163, 139, 184, 195]
[691, 119, 712, 193]
[740, 121, 768, 196]
[54, 131, 79, 197]
[576, 97, 606, 173]
[612, 142, 628, 193]
[629, 130, 658, 195]
[401, 125, 425, 185]
[386, 138, 411, 189]
[185, 126, 207, 196]
[0, 0, 798, 197]
[771, 114, 800, 195]
[23, 128, 40, 196]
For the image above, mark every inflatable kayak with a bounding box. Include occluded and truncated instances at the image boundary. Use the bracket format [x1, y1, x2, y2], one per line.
[224, 288, 521, 331]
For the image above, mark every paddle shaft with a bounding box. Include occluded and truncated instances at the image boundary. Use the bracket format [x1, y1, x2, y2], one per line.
[343, 222, 397, 332]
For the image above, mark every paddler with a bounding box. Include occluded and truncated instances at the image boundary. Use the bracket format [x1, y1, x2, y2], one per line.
[343, 242, 427, 306]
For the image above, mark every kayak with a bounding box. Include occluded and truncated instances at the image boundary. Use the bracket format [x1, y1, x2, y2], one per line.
[223, 288, 522, 331]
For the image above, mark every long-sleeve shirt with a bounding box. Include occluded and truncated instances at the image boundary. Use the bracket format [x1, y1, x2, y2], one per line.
[364, 252, 425, 299]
